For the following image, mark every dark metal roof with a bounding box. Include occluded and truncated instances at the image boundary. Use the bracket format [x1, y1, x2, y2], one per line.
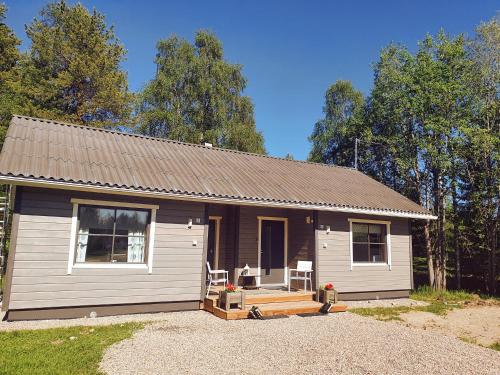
[0, 116, 433, 218]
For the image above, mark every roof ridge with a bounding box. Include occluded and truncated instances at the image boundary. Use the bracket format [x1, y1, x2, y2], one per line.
[11, 114, 356, 171]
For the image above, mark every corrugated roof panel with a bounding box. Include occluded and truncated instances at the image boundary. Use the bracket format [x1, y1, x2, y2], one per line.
[0, 116, 432, 216]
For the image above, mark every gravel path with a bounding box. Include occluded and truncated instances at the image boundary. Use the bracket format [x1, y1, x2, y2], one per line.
[0, 299, 422, 331]
[100, 311, 500, 375]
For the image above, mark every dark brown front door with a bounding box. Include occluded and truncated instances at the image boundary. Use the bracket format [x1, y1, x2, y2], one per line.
[260, 219, 285, 284]
[207, 219, 217, 269]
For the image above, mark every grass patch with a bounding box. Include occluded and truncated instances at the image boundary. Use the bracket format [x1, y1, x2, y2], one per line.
[488, 342, 500, 351]
[459, 337, 500, 352]
[410, 286, 475, 303]
[348, 306, 411, 321]
[350, 301, 455, 321]
[0, 322, 144, 375]
[350, 286, 470, 321]
[459, 335, 478, 345]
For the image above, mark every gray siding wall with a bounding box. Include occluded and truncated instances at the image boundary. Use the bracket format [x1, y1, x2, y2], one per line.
[8, 187, 206, 310]
[317, 211, 411, 293]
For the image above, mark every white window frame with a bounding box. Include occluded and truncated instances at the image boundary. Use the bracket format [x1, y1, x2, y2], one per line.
[257, 216, 289, 287]
[348, 218, 392, 270]
[208, 216, 222, 270]
[67, 198, 159, 274]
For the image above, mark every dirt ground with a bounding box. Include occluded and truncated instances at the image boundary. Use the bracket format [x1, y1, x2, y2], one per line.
[399, 305, 500, 346]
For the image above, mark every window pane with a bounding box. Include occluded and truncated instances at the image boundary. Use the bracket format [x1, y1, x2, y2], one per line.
[353, 243, 369, 262]
[369, 224, 386, 243]
[76, 205, 149, 264]
[370, 243, 386, 262]
[352, 223, 368, 242]
[79, 206, 114, 235]
[125, 236, 146, 263]
[113, 236, 129, 263]
[115, 209, 148, 236]
[84, 235, 113, 262]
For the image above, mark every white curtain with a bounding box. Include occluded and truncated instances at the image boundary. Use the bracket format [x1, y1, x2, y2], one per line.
[76, 228, 89, 262]
[127, 231, 145, 263]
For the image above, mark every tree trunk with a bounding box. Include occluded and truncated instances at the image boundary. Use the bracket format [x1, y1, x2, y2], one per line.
[452, 176, 460, 289]
[424, 220, 435, 288]
[484, 154, 498, 295]
[434, 169, 446, 290]
[487, 224, 497, 295]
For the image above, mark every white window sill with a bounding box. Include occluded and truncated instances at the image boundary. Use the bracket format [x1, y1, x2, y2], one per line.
[72, 263, 149, 270]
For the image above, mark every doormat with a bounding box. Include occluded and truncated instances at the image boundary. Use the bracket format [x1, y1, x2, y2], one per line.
[296, 312, 327, 318]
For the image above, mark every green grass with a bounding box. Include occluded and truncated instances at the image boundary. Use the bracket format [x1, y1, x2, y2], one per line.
[349, 301, 455, 321]
[459, 337, 500, 352]
[488, 342, 500, 351]
[348, 306, 411, 321]
[410, 286, 476, 303]
[349, 286, 472, 322]
[0, 322, 144, 375]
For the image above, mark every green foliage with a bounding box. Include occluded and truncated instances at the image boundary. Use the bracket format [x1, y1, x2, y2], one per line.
[310, 17, 499, 295]
[308, 80, 365, 165]
[0, 4, 19, 76]
[0, 323, 143, 375]
[19, 0, 133, 127]
[0, 4, 23, 147]
[137, 30, 265, 153]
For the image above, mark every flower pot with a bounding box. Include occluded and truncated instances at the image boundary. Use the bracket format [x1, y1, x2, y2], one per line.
[317, 289, 338, 304]
[218, 290, 245, 311]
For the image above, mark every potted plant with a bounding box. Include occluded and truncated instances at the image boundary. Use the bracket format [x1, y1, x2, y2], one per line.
[317, 282, 338, 304]
[218, 283, 245, 311]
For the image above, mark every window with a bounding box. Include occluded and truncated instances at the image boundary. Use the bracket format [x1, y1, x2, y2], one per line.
[351, 222, 388, 264]
[75, 205, 150, 264]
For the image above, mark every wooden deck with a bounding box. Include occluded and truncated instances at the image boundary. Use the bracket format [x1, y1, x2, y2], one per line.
[203, 287, 347, 320]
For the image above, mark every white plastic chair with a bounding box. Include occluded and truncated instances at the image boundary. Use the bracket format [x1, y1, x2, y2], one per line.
[288, 261, 313, 293]
[206, 261, 229, 297]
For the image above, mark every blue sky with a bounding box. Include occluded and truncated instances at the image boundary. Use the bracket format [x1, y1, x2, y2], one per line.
[5, 1, 498, 160]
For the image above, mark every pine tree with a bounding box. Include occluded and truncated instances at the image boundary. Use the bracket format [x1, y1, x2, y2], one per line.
[20, 0, 132, 127]
[0, 4, 23, 146]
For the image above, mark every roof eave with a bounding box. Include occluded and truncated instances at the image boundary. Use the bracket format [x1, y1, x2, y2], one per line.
[0, 175, 437, 220]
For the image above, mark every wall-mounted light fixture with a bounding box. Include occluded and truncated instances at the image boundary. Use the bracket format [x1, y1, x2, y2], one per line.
[326, 225, 331, 234]
[188, 218, 192, 229]
[306, 216, 311, 224]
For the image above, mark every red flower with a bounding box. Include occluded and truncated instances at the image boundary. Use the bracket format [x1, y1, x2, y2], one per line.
[225, 283, 237, 293]
[324, 282, 334, 290]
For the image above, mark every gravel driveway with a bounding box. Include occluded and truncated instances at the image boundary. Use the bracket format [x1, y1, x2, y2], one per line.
[100, 311, 500, 375]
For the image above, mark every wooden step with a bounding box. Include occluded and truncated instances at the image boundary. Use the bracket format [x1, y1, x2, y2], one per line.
[210, 300, 347, 320]
[244, 292, 315, 305]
